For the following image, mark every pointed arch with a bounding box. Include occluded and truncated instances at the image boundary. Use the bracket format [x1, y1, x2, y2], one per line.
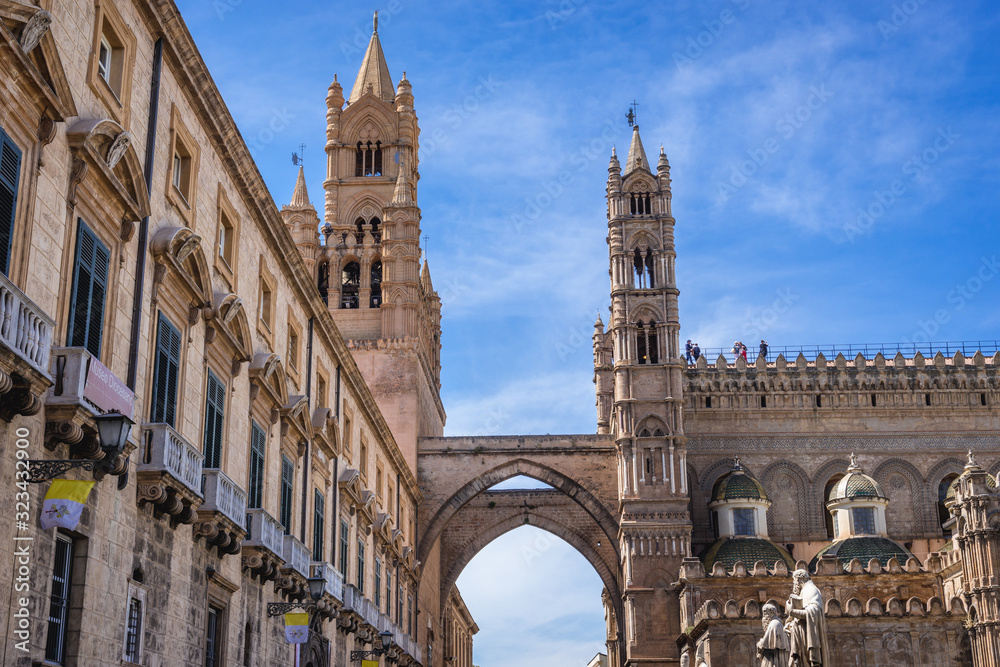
[418, 458, 620, 565]
[761, 461, 810, 541]
[340, 100, 396, 147]
[625, 230, 659, 251]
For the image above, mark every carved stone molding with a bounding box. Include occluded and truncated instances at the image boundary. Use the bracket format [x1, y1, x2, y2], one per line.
[67, 157, 88, 207]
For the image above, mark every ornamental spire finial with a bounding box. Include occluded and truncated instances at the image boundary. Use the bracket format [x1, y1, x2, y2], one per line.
[374, 10, 379, 33]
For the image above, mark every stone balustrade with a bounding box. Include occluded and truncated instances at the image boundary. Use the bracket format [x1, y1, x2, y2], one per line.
[310, 561, 344, 602]
[136, 423, 203, 524]
[194, 469, 247, 555]
[245, 508, 284, 559]
[0, 271, 53, 379]
[282, 534, 310, 579]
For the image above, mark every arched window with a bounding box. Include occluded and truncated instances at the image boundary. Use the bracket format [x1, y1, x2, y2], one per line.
[355, 217, 365, 238]
[632, 248, 654, 288]
[373, 141, 382, 176]
[317, 261, 330, 304]
[636, 321, 658, 365]
[370, 217, 381, 244]
[340, 261, 360, 309]
[370, 260, 382, 308]
[824, 474, 845, 539]
[939, 473, 960, 535]
[355, 142, 364, 177]
[644, 250, 655, 288]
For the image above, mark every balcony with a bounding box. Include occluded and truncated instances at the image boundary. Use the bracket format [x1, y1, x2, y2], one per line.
[45, 347, 135, 457]
[194, 469, 247, 556]
[136, 424, 204, 525]
[339, 583, 381, 632]
[282, 534, 310, 578]
[310, 561, 345, 603]
[243, 508, 285, 581]
[0, 273, 54, 420]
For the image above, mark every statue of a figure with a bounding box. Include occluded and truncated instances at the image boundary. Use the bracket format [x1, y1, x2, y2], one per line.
[784, 569, 831, 667]
[756, 603, 789, 667]
[20, 10, 52, 54]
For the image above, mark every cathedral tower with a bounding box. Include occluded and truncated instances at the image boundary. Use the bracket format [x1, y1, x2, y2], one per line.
[289, 12, 444, 472]
[602, 122, 690, 665]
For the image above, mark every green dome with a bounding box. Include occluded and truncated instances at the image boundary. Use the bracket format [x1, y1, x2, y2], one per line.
[829, 471, 886, 502]
[712, 468, 768, 502]
[809, 537, 911, 571]
[701, 537, 795, 571]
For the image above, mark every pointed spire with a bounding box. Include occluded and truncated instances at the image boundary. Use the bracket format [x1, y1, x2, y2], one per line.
[624, 125, 650, 175]
[290, 166, 310, 207]
[391, 161, 413, 206]
[421, 259, 434, 292]
[349, 11, 394, 104]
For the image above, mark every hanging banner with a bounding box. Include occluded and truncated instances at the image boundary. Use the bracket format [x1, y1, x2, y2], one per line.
[284, 612, 309, 644]
[362, 661, 380, 667]
[40, 479, 96, 530]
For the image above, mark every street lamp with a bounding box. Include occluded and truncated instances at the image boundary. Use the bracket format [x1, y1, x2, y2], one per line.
[351, 630, 394, 662]
[28, 409, 134, 489]
[267, 572, 328, 617]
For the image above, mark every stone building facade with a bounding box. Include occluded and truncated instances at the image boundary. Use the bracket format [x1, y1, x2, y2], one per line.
[2, 2, 1000, 667]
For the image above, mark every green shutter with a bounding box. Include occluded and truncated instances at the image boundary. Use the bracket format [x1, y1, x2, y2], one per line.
[0, 130, 21, 276]
[339, 519, 349, 575]
[67, 220, 110, 359]
[313, 490, 325, 561]
[248, 421, 265, 509]
[280, 455, 294, 535]
[202, 370, 225, 468]
[150, 313, 181, 426]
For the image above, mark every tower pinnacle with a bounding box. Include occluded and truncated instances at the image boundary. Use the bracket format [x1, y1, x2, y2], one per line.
[349, 13, 393, 104]
[624, 124, 650, 175]
[291, 166, 310, 207]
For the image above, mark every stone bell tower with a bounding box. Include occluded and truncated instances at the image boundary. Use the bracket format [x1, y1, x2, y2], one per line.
[602, 121, 690, 665]
[292, 11, 444, 472]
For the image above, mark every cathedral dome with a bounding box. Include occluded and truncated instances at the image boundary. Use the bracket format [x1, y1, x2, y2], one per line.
[701, 537, 795, 572]
[828, 456, 886, 502]
[712, 459, 767, 502]
[809, 536, 912, 571]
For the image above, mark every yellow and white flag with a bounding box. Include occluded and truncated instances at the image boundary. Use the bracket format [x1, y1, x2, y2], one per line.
[284, 612, 308, 644]
[362, 660, 380, 667]
[40, 480, 95, 531]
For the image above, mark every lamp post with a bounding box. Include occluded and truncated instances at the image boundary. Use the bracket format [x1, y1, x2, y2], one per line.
[351, 630, 394, 662]
[267, 574, 328, 616]
[28, 409, 134, 489]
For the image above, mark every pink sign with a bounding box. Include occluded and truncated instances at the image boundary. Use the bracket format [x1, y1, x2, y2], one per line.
[84, 356, 135, 419]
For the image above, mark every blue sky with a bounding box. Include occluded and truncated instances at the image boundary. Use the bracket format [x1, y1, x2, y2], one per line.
[175, 1, 1000, 664]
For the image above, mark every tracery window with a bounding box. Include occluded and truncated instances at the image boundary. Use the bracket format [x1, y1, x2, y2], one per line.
[370, 260, 382, 308]
[629, 193, 652, 215]
[632, 248, 655, 288]
[341, 261, 360, 309]
[636, 321, 658, 364]
[355, 141, 383, 176]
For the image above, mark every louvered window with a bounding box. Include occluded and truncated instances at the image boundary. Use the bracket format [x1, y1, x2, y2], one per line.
[202, 370, 225, 468]
[45, 534, 74, 664]
[280, 455, 294, 535]
[313, 490, 325, 561]
[339, 519, 349, 575]
[374, 558, 382, 608]
[247, 422, 265, 510]
[0, 129, 21, 276]
[150, 313, 181, 426]
[357, 539, 365, 592]
[67, 220, 110, 359]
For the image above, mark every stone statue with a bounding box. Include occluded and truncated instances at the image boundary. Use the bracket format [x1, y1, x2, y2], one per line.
[20, 10, 52, 54]
[757, 603, 789, 667]
[784, 569, 831, 666]
[106, 131, 132, 169]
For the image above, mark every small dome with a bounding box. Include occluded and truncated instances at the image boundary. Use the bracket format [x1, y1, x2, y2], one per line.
[701, 537, 794, 572]
[828, 455, 886, 502]
[712, 459, 767, 502]
[945, 468, 997, 503]
[809, 536, 911, 571]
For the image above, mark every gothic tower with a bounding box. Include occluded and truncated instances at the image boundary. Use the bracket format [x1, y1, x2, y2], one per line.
[602, 123, 690, 665]
[289, 12, 444, 472]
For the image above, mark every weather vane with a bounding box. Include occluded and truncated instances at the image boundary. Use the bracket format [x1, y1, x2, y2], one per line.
[626, 101, 638, 127]
[292, 143, 306, 166]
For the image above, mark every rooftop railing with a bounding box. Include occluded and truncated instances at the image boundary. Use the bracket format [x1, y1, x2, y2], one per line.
[687, 340, 1000, 365]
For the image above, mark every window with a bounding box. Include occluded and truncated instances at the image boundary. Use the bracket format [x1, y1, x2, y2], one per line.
[166, 107, 200, 223]
[339, 519, 349, 575]
[259, 281, 272, 331]
[355, 141, 383, 176]
[335, 367, 341, 417]
[205, 605, 223, 667]
[376, 465, 384, 501]
[343, 414, 352, 454]
[89, 2, 134, 122]
[171, 144, 193, 202]
[370, 218, 381, 244]
[710, 510, 719, 539]
[852, 507, 876, 535]
[215, 186, 239, 286]
[288, 328, 299, 372]
[359, 438, 368, 480]
[832, 510, 840, 539]
[387, 484, 394, 517]
[733, 508, 755, 536]
[824, 474, 844, 539]
[629, 192, 652, 215]
[242, 623, 252, 667]
[313, 490, 325, 561]
[122, 583, 146, 663]
[407, 594, 413, 635]
[280, 455, 294, 535]
[317, 373, 328, 409]
[45, 534, 74, 664]
[635, 321, 658, 364]
[357, 539, 365, 592]
[0, 128, 22, 276]
[370, 260, 382, 308]
[248, 422, 266, 510]
[203, 370, 225, 468]
[397, 584, 404, 624]
[385, 568, 392, 616]
[374, 558, 382, 608]
[632, 248, 654, 288]
[150, 313, 182, 427]
[67, 219, 110, 359]
[340, 261, 360, 309]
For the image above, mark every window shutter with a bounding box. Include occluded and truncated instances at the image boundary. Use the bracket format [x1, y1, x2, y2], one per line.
[0, 130, 21, 276]
[248, 421, 265, 509]
[202, 370, 225, 468]
[67, 220, 110, 358]
[313, 490, 325, 561]
[150, 313, 181, 426]
[280, 455, 294, 534]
